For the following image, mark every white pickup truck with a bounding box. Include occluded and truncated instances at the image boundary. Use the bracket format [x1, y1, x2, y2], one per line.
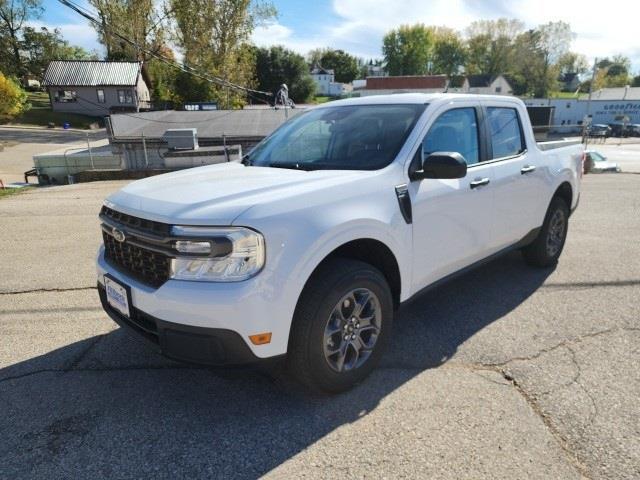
[97, 94, 583, 393]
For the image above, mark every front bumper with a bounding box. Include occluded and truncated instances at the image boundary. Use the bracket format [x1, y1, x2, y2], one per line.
[96, 246, 294, 362]
[98, 283, 262, 365]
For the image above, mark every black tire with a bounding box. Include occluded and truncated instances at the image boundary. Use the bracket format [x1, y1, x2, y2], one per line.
[522, 196, 570, 267]
[287, 258, 394, 394]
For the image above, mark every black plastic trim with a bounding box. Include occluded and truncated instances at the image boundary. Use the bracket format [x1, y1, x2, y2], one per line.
[395, 184, 412, 224]
[98, 283, 272, 365]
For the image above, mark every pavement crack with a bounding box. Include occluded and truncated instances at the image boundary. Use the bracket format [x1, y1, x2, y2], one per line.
[487, 326, 635, 368]
[495, 367, 593, 479]
[0, 365, 207, 384]
[0, 286, 97, 295]
[541, 279, 640, 290]
[64, 335, 104, 372]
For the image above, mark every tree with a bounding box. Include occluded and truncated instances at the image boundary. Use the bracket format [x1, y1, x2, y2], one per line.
[0, 70, 28, 117]
[0, 0, 42, 77]
[465, 18, 524, 76]
[170, 0, 275, 108]
[632, 75, 640, 87]
[556, 51, 589, 76]
[594, 55, 632, 88]
[318, 49, 359, 83]
[383, 24, 434, 76]
[254, 46, 315, 103]
[431, 27, 466, 77]
[21, 27, 95, 79]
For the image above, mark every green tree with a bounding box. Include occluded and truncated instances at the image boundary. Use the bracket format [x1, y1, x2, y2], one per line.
[0, 0, 42, 77]
[382, 24, 434, 76]
[319, 49, 359, 83]
[170, 0, 275, 108]
[254, 45, 315, 103]
[465, 18, 523, 75]
[632, 75, 640, 87]
[0, 69, 28, 117]
[556, 51, 588, 76]
[510, 29, 550, 97]
[21, 27, 95, 79]
[431, 27, 466, 77]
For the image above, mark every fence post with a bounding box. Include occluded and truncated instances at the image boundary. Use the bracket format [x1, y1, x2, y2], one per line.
[86, 133, 94, 170]
[142, 131, 149, 168]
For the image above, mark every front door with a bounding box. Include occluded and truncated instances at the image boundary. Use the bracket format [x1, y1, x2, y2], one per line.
[408, 106, 495, 291]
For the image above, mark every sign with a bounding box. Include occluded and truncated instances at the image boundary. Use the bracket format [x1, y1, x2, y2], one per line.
[184, 102, 218, 111]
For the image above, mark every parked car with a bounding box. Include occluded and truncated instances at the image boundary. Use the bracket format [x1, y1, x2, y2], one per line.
[97, 94, 583, 393]
[608, 123, 632, 138]
[628, 124, 640, 137]
[586, 124, 611, 137]
[584, 150, 621, 173]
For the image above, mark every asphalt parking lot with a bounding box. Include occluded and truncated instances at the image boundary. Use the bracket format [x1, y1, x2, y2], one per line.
[1, 174, 639, 479]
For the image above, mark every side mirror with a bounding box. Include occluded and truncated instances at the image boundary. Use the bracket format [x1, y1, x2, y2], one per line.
[418, 151, 467, 179]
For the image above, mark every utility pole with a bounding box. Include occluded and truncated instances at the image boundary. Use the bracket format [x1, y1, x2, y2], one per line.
[584, 57, 598, 146]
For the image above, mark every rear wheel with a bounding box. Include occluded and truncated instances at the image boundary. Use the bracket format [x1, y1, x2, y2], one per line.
[522, 196, 570, 267]
[287, 258, 393, 394]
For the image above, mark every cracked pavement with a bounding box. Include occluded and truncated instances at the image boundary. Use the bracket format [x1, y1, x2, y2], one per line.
[1, 174, 639, 479]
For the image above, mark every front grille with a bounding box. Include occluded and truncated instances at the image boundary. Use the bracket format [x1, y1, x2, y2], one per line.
[101, 206, 171, 236]
[103, 230, 170, 288]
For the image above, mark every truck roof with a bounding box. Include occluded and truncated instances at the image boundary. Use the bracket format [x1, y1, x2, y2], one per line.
[318, 93, 523, 108]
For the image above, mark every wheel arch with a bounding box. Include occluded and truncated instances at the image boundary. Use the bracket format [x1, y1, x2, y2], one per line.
[300, 238, 402, 310]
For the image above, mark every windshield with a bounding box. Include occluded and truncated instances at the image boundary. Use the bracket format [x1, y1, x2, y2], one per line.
[590, 152, 606, 162]
[245, 104, 426, 171]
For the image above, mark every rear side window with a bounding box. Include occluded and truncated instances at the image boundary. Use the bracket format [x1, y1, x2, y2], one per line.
[487, 107, 525, 159]
[423, 108, 479, 165]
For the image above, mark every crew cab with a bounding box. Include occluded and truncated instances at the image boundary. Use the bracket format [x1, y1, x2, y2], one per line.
[97, 94, 583, 393]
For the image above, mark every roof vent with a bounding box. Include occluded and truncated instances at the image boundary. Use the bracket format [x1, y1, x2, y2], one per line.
[163, 128, 199, 150]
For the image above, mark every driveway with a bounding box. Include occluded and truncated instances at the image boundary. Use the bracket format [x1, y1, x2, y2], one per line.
[0, 175, 638, 479]
[0, 127, 107, 184]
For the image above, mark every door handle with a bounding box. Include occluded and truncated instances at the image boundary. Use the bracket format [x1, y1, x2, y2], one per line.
[521, 165, 536, 174]
[470, 177, 490, 189]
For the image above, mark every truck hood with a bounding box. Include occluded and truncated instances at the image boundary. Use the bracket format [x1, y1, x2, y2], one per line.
[105, 162, 368, 225]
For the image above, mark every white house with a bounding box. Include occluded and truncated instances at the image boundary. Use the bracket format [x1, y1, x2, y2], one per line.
[463, 75, 513, 95]
[310, 67, 335, 95]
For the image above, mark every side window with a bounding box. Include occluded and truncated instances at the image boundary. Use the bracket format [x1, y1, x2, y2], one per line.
[422, 107, 479, 165]
[487, 107, 525, 159]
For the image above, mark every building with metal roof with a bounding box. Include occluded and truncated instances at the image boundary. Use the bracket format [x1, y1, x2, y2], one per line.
[43, 61, 151, 117]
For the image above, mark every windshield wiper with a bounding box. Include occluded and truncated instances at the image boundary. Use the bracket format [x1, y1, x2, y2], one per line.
[268, 162, 315, 171]
[241, 154, 252, 166]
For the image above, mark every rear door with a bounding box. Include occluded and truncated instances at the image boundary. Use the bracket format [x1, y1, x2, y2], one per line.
[408, 103, 495, 290]
[484, 104, 543, 248]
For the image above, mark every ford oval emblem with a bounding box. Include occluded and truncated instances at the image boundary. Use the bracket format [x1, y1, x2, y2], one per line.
[112, 228, 126, 243]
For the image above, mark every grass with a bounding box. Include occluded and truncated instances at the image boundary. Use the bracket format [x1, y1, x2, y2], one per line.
[1, 92, 103, 130]
[0, 187, 33, 199]
[548, 91, 585, 99]
[313, 96, 331, 104]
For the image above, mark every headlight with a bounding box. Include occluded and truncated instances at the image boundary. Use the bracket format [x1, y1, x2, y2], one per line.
[169, 226, 265, 282]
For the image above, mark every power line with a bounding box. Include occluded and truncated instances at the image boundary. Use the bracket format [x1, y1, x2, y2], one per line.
[55, 0, 273, 100]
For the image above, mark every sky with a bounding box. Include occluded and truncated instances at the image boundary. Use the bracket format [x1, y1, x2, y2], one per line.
[40, 0, 640, 73]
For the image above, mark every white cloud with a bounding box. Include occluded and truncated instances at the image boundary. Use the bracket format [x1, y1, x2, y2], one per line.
[261, 0, 640, 71]
[27, 20, 103, 54]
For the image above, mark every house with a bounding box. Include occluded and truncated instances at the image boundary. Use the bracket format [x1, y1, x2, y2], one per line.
[310, 66, 335, 95]
[361, 75, 448, 96]
[559, 73, 581, 92]
[463, 74, 513, 95]
[43, 60, 151, 116]
[310, 66, 353, 97]
[365, 64, 386, 77]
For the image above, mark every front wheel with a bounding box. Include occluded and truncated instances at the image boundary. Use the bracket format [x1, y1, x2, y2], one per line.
[287, 258, 393, 394]
[522, 196, 570, 267]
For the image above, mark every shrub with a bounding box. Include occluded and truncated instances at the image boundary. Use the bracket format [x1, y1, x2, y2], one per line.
[0, 71, 30, 118]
